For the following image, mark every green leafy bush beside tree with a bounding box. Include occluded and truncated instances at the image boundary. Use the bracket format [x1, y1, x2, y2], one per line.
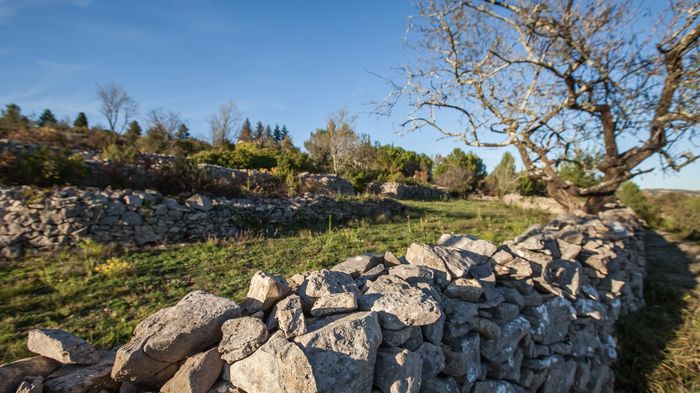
[0, 147, 89, 187]
[433, 149, 486, 195]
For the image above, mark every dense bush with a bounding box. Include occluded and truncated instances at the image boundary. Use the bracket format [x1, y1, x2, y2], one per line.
[0, 146, 89, 187]
[616, 182, 661, 226]
[434, 149, 486, 195]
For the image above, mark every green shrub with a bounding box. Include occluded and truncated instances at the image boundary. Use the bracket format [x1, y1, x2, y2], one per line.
[0, 147, 89, 187]
[616, 182, 661, 226]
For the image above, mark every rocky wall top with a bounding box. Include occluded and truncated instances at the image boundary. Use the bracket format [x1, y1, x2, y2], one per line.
[0, 186, 404, 257]
[0, 207, 647, 393]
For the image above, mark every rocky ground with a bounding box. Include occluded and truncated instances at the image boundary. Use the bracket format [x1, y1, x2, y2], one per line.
[0, 207, 647, 393]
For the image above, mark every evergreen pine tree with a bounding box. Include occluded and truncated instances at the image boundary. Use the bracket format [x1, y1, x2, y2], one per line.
[124, 120, 142, 143]
[264, 124, 273, 144]
[253, 121, 265, 142]
[281, 125, 290, 140]
[238, 118, 253, 142]
[73, 112, 89, 128]
[175, 123, 190, 139]
[273, 124, 282, 143]
[37, 109, 57, 127]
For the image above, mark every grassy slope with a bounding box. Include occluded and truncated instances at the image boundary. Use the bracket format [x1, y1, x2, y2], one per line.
[614, 231, 700, 393]
[0, 199, 550, 363]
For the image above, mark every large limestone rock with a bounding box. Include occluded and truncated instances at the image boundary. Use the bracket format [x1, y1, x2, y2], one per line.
[27, 328, 100, 365]
[443, 332, 481, 383]
[218, 317, 269, 363]
[405, 244, 484, 281]
[359, 275, 442, 329]
[0, 356, 60, 393]
[310, 293, 357, 317]
[43, 350, 118, 393]
[373, 348, 422, 393]
[294, 312, 383, 393]
[226, 332, 317, 393]
[275, 294, 307, 338]
[331, 253, 383, 279]
[241, 271, 290, 314]
[161, 348, 224, 393]
[523, 297, 576, 344]
[437, 234, 497, 257]
[415, 342, 445, 380]
[443, 278, 484, 302]
[298, 270, 359, 309]
[112, 290, 240, 388]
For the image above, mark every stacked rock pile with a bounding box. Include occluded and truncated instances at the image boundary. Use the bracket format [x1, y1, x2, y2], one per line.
[0, 207, 646, 392]
[0, 186, 404, 257]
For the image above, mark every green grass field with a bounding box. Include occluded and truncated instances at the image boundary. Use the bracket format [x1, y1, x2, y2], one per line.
[0, 199, 550, 363]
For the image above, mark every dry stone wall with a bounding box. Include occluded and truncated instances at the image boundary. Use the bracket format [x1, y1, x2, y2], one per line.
[0, 207, 647, 393]
[368, 181, 449, 200]
[0, 186, 404, 257]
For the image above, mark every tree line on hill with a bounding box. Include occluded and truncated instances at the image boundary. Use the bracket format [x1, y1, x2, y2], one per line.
[0, 83, 602, 198]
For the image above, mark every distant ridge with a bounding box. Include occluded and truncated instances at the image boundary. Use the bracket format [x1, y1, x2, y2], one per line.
[642, 188, 700, 197]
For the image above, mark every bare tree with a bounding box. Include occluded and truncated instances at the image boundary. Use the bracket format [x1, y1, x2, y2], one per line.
[209, 101, 241, 146]
[304, 109, 360, 174]
[97, 82, 138, 134]
[382, 0, 699, 212]
[146, 109, 182, 136]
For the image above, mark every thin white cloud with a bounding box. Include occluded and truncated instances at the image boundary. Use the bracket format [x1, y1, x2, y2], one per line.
[35, 59, 86, 72]
[0, 0, 91, 25]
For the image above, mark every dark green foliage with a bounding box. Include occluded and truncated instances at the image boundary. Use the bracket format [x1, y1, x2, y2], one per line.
[141, 125, 171, 154]
[558, 148, 602, 188]
[434, 148, 486, 194]
[73, 112, 89, 129]
[253, 121, 265, 141]
[37, 109, 57, 127]
[191, 142, 279, 170]
[519, 174, 547, 196]
[485, 152, 519, 196]
[0, 146, 88, 187]
[175, 124, 190, 139]
[124, 121, 142, 144]
[0, 104, 31, 133]
[616, 182, 661, 226]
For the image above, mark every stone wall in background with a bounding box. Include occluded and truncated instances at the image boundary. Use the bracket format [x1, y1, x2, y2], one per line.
[0, 206, 647, 393]
[0, 186, 404, 257]
[368, 181, 450, 200]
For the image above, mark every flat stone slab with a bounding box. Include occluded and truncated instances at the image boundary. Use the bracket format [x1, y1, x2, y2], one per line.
[27, 328, 100, 365]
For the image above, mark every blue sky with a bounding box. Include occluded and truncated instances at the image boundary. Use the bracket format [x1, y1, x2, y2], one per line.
[0, 0, 697, 189]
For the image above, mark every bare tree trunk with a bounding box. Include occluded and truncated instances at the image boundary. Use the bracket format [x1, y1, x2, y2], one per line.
[545, 182, 584, 213]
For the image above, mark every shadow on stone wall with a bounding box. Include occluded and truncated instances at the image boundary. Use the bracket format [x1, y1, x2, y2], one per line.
[613, 230, 698, 392]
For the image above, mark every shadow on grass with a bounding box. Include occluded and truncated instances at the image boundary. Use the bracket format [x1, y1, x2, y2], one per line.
[613, 230, 699, 392]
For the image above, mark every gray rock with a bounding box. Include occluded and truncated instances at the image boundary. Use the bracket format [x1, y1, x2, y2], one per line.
[44, 350, 118, 393]
[443, 278, 483, 302]
[401, 326, 425, 351]
[387, 265, 434, 286]
[0, 356, 60, 393]
[405, 244, 484, 281]
[310, 293, 357, 317]
[241, 271, 290, 314]
[294, 312, 383, 393]
[161, 348, 223, 393]
[443, 332, 480, 383]
[382, 326, 414, 347]
[218, 317, 269, 364]
[437, 234, 497, 257]
[360, 276, 442, 329]
[523, 297, 576, 344]
[415, 342, 444, 380]
[480, 316, 531, 364]
[186, 195, 213, 211]
[540, 357, 576, 393]
[471, 318, 501, 339]
[331, 253, 383, 278]
[112, 290, 239, 388]
[298, 270, 358, 309]
[420, 312, 445, 345]
[27, 328, 100, 365]
[419, 375, 459, 393]
[373, 348, 422, 393]
[383, 251, 403, 267]
[275, 295, 307, 339]
[226, 331, 316, 393]
[472, 380, 520, 393]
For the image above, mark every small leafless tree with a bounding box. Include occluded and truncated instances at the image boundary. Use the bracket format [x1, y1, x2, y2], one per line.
[381, 0, 699, 212]
[97, 82, 138, 134]
[146, 109, 182, 136]
[209, 101, 241, 146]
